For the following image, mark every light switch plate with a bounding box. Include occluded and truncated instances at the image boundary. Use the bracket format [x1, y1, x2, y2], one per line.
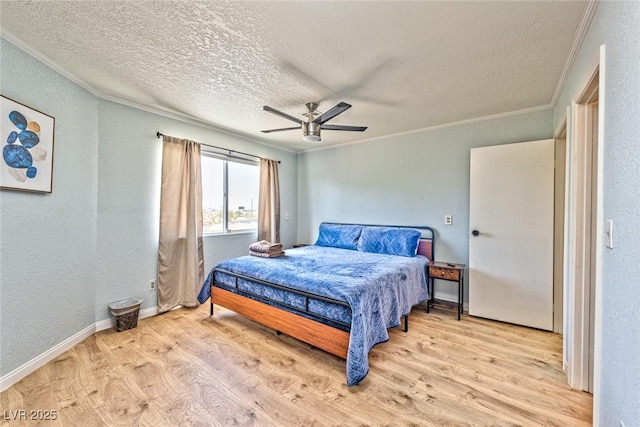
[606, 220, 613, 249]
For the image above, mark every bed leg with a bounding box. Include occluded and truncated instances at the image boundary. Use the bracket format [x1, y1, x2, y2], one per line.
[403, 315, 408, 333]
[210, 301, 214, 316]
[276, 330, 282, 335]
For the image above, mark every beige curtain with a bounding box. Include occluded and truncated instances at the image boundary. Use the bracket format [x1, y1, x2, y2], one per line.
[258, 158, 280, 242]
[157, 136, 204, 313]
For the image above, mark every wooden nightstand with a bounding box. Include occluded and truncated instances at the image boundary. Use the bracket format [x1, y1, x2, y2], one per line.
[427, 261, 466, 320]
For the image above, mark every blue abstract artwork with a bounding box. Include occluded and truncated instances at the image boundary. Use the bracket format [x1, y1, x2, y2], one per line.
[1, 96, 55, 193]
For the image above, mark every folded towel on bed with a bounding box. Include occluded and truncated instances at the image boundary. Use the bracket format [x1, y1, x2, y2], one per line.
[250, 249, 285, 258]
[249, 240, 284, 254]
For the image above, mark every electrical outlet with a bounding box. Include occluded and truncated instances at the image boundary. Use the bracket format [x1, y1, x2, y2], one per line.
[149, 279, 156, 291]
[444, 214, 453, 225]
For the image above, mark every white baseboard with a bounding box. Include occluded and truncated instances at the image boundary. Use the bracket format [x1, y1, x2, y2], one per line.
[94, 317, 114, 332]
[0, 306, 158, 392]
[0, 324, 94, 392]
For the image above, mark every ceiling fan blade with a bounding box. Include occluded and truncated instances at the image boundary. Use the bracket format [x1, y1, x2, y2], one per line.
[260, 126, 301, 133]
[321, 124, 367, 132]
[262, 106, 303, 124]
[313, 102, 351, 124]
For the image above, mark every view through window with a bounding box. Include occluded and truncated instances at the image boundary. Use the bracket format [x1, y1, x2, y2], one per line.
[201, 154, 259, 234]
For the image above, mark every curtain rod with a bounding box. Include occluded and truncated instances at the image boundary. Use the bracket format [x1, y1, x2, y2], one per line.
[156, 132, 280, 164]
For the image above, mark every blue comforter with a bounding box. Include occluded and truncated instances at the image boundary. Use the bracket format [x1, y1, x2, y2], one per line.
[197, 245, 429, 386]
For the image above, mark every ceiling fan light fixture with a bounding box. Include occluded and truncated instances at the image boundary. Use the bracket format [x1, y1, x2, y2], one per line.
[302, 121, 321, 142]
[260, 101, 365, 143]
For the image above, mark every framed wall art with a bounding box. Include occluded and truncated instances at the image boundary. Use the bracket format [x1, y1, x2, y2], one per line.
[1, 95, 55, 193]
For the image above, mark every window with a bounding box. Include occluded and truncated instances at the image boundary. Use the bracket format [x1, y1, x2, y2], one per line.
[201, 153, 259, 234]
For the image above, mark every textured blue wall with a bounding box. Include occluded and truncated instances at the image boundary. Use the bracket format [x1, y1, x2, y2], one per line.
[0, 39, 99, 375]
[297, 109, 553, 302]
[96, 99, 298, 322]
[553, 2, 640, 424]
[0, 37, 297, 379]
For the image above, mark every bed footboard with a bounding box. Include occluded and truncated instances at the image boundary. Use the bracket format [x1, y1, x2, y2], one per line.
[212, 286, 350, 359]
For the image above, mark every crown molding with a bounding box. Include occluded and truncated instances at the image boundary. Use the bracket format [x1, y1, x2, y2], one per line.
[100, 94, 296, 154]
[550, 0, 600, 107]
[300, 104, 552, 154]
[1, 29, 102, 97]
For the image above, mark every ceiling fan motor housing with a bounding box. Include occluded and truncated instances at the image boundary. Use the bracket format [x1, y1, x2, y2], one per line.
[303, 121, 321, 139]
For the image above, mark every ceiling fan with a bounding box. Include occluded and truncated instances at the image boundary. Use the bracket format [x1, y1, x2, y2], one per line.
[261, 102, 367, 142]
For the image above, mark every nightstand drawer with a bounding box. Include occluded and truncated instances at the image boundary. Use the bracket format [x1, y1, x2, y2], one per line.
[429, 266, 460, 281]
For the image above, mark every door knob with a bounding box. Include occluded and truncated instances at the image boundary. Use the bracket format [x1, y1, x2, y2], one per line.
[471, 229, 480, 236]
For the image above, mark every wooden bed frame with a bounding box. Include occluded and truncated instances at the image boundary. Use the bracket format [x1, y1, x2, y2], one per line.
[209, 223, 435, 359]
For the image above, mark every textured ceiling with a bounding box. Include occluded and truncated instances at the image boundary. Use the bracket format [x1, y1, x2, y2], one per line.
[0, 1, 588, 152]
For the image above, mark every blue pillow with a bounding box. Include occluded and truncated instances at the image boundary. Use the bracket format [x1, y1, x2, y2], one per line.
[314, 223, 363, 250]
[357, 226, 421, 257]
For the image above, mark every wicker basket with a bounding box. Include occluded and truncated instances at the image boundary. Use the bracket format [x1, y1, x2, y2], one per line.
[114, 308, 140, 332]
[109, 298, 143, 332]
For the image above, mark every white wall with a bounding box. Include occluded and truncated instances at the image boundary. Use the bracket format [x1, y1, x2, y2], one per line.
[297, 110, 553, 302]
[0, 37, 297, 382]
[553, 2, 640, 425]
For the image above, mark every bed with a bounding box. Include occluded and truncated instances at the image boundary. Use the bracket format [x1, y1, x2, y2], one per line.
[197, 222, 434, 385]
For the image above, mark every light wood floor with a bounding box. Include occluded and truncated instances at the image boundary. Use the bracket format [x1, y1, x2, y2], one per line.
[1, 304, 592, 426]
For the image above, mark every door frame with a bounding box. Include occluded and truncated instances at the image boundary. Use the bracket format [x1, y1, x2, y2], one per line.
[563, 45, 605, 402]
[553, 135, 566, 334]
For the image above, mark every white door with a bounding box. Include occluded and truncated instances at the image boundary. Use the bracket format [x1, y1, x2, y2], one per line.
[469, 139, 555, 330]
